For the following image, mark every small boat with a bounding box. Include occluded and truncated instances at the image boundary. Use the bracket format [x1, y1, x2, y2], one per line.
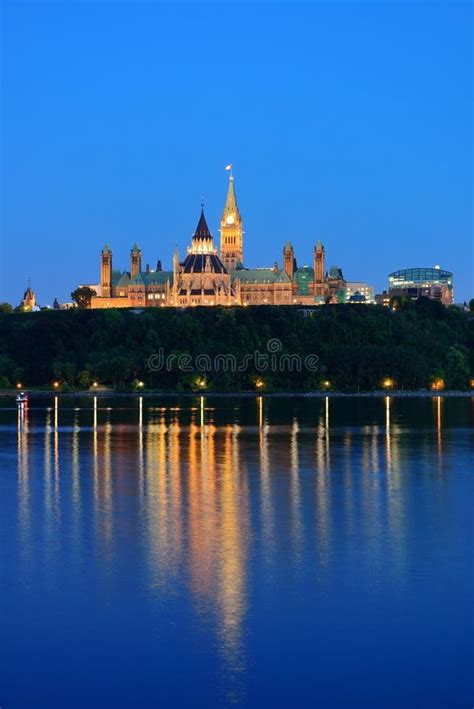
[16, 392, 29, 405]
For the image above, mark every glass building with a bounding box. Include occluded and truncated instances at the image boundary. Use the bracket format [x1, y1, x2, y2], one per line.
[388, 266, 453, 305]
[389, 267, 453, 289]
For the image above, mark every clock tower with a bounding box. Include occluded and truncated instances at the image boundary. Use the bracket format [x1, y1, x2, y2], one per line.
[220, 172, 243, 271]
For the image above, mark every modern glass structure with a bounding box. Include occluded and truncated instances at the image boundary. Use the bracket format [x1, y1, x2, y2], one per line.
[389, 267, 453, 289]
[388, 266, 453, 305]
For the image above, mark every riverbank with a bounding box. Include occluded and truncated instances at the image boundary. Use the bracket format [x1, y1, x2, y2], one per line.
[2, 389, 473, 398]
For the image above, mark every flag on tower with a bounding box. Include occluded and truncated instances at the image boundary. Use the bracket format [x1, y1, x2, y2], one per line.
[225, 164, 232, 171]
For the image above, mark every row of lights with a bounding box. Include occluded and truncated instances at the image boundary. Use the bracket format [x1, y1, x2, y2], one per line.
[13, 377, 474, 392]
[16, 380, 100, 389]
[16, 380, 145, 389]
[382, 377, 447, 392]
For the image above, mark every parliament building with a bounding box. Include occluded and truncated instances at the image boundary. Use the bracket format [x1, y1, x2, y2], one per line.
[87, 174, 346, 309]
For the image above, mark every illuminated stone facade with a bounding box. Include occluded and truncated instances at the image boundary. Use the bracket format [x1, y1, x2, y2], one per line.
[88, 174, 346, 309]
[19, 285, 37, 311]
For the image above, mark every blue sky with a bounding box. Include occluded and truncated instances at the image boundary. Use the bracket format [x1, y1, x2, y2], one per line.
[2, 1, 472, 304]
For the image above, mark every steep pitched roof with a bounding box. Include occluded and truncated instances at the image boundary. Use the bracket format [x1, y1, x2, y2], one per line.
[193, 210, 212, 240]
[111, 269, 122, 286]
[328, 265, 344, 280]
[222, 175, 240, 217]
[274, 270, 292, 283]
[116, 272, 131, 287]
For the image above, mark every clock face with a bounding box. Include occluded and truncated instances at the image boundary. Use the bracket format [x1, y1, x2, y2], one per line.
[226, 215, 235, 225]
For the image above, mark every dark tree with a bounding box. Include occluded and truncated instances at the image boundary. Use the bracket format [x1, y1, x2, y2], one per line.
[71, 287, 97, 309]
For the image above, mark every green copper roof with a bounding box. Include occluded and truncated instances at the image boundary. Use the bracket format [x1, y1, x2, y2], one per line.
[328, 266, 344, 280]
[131, 242, 141, 253]
[294, 266, 314, 294]
[116, 272, 131, 287]
[141, 271, 172, 286]
[111, 269, 173, 288]
[222, 175, 240, 216]
[232, 268, 290, 284]
[111, 270, 123, 286]
[274, 270, 292, 283]
[102, 243, 111, 254]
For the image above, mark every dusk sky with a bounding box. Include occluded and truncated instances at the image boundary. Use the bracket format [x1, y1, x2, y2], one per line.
[2, 1, 472, 305]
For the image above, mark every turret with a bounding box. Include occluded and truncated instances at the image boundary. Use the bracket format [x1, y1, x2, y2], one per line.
[283, 241, 296, 280]
[314, 240, 325, 284]
[130, 243, 142, 279]
[172, 247, 179, 302]
[101, 244, 112, 297]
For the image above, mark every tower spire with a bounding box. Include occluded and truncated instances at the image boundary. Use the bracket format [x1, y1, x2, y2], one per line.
[223, 172, 238, 216]
[220, 169, 243, 271]
[190, 206, 216, 254]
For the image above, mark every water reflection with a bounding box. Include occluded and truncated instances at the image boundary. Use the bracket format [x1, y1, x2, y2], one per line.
[435, 395, 442, 460]
[17, 403, 30, 564]
[258, 397, 273, 560]
[12, 394, 471, 704]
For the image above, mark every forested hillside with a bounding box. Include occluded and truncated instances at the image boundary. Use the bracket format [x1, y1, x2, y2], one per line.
[0, 301, 472, 391]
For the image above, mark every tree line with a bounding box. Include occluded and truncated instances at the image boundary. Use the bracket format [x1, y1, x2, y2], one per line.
[0, 299, 472, 391]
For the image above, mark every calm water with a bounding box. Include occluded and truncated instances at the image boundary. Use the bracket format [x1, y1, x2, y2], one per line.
[1, 395, 473, 708]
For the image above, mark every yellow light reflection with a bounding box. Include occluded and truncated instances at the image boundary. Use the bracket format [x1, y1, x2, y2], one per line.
[216, 424, 248, 703]
[435, 395, 442, 461]
[72, 409, 81, 535]
[385, 395, 391, 471]
[259, 397, 273, 559]
[290, 418, 302, 557]
[17, 399, 30, 563]
[53, 397, 60, 521]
